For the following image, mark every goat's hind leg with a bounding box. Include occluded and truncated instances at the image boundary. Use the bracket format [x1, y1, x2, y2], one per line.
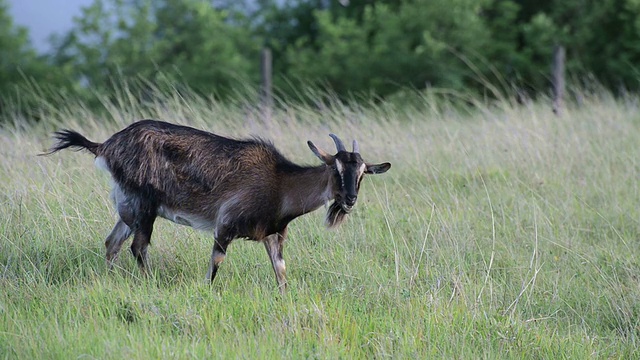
[130, 213, 156, 272]
[105, 218, 132, 269]
[115, 190, 156, 273]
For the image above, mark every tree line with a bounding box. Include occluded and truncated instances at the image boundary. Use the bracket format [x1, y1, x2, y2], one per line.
[2, 0, 639, 117]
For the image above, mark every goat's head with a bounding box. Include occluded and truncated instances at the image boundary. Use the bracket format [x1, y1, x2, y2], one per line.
[308, 134, 391, 228]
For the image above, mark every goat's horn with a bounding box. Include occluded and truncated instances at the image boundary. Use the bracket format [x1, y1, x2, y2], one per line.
[329, 134, 346, 152]
[352, 140, 360, 153]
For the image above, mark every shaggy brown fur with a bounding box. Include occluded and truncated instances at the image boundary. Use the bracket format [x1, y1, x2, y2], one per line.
[46, 119, 390, 292]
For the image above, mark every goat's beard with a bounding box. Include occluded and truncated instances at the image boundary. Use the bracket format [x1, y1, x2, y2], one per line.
[325, 201, 349, 228]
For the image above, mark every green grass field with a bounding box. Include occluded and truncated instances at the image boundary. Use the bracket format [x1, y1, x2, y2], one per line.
[2, 92, 640, 358]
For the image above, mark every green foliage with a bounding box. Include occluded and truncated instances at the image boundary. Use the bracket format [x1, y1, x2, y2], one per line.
[276, 0, 494, 97]
[262, 0, 640, 97]
[0, 0, 33, 89]
[0, 0, 75, 118]
[52, 0, 259, 98]
[490, 0, 640, 92]
[6, 0, 640, 116]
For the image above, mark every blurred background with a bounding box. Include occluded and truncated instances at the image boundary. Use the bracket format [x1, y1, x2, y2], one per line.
[2, 0, 638, 119]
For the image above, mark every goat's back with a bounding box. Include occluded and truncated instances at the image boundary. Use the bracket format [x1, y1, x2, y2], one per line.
[97, 120, 286, 214]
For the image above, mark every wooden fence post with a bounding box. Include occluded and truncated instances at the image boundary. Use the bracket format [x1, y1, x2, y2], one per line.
[261, 48, 273, 120]
[552, 45, 565, 115]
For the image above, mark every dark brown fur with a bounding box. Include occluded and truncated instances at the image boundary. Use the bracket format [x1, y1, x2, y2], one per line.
[46, 119, 390, 292]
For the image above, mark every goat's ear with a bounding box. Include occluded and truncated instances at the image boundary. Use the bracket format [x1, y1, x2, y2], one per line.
[365, 162, 391, 174]
[307, 141, 334, 164]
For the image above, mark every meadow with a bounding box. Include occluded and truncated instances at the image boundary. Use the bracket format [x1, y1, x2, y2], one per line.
[2, 90, 640, 358]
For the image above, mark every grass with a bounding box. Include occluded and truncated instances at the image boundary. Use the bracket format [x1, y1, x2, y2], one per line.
[2, 90, 640, 358]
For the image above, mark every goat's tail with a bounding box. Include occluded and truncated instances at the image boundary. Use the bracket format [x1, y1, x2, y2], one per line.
[41, 129, 101, 156]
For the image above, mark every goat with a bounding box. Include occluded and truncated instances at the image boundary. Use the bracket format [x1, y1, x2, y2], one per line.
[45, 120, 391, 292]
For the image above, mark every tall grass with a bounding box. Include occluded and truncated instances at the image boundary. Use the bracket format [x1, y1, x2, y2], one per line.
[2, 88, 640, 358]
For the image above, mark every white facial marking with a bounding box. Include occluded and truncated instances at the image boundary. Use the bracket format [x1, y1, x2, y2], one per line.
[335, 159, 345, 187]
[335, 159, 344, 175]
[359, 163, 367, 176]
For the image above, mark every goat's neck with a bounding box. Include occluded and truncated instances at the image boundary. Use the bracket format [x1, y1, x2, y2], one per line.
[280, 165, 334, 219]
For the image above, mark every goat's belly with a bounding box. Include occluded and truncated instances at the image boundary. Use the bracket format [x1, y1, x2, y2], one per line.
[157, 206, 215, 231]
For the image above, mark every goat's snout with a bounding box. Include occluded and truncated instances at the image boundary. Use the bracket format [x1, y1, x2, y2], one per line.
[345, 195, 357, 207]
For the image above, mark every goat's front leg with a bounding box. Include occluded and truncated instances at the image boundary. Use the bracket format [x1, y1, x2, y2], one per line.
[264, 229, 287, 293]
[207, 235, 231, 284]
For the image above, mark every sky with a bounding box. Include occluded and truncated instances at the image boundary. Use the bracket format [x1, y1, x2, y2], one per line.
[8, 0, 93, 53]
